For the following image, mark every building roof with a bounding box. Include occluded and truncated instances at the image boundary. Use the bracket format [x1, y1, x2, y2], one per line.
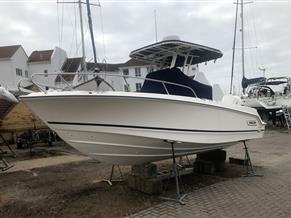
[86, 59, 149, 72]
[55, 74, 76, 83]
[55, 57, 83, 83]
[28, 50, 54, 63]
[62, 57, 82, 72]
[0, 45, 21, 59]
[87, 62, 122, 72]
[120, 59, 149, 68]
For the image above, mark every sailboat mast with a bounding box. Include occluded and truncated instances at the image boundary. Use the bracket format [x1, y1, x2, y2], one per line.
[230, 0, 239, 94]
[86, 0, 98, 65]
[78, 0, 87, 74]
[241, 0, 246, 93]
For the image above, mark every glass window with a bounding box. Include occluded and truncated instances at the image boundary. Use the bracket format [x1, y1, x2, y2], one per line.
[124, 84, 130, 92]
[44, 69, 48, 77]
[136, 83, 142, 92]
[146, 66, 153, 73]
[123, 69, 129, 77]
[135, 68, 141, 77]
[25, 70, 28, 78]
[16, 68, 22, 76]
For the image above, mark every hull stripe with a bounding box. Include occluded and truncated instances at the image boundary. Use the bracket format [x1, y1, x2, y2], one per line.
[48, 121, 262, 133]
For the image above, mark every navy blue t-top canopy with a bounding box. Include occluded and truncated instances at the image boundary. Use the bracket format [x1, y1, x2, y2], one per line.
[141, 67, 213, 100]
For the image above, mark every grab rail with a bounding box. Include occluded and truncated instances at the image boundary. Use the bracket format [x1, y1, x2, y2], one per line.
[18, 72, 197, 97]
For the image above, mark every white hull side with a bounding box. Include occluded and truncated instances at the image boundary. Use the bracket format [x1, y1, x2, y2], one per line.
[242, 96, 291, 111]
[21, 91, 265, 165]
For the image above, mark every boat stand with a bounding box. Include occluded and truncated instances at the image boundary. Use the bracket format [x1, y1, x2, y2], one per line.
[102, 165, 124, 186]
[160, 140, 187, 205]
[0, 134, 15, 171]
[0, 134, 16, 158]
[242, 141, 263, 177]
[1, 157, 14, 171]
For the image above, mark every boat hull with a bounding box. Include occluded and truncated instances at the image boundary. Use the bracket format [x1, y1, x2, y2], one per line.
[242, 96, 291, 111]
[21, 91, 265, 165]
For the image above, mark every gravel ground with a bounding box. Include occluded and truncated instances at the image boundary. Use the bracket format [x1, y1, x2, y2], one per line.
[1, 130, 285, 218]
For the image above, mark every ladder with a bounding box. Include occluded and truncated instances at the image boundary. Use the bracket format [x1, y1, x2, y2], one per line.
[282, 106, 291, 131]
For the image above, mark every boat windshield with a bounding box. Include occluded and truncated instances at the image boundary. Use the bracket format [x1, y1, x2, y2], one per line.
[247, 86, 275, 98]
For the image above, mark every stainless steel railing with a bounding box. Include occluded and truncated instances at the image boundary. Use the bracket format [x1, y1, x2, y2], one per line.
[18, 72, 197, 97]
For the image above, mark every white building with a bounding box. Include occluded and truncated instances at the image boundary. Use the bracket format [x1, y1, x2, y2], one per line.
[28, 47, 67, 88]
[0, 45, 29, 91]
[87, 62, 124, 91]
[119, 59, 154, 92]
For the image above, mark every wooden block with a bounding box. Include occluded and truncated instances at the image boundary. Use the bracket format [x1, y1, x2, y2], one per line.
[229, 157, 246, 165]
[131, 163, 157, 178]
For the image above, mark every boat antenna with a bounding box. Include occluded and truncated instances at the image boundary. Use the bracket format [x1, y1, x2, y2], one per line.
[154, 9, 158, 42]
[86, 0, 100, 65]
[230, 0, 239, 94]
[258, 67, 266, 77]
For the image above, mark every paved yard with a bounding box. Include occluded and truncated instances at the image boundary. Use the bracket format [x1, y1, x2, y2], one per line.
[131, 130, 291, 218]
[1, 130, 290, 218]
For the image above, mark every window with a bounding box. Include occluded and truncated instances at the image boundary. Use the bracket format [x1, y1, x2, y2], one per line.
[136, 83, 142, 92]
[135, 68, 141, 77]
[25, 70, 28, 78]
[16, 68, 22, 76]
[123, 69, 129, 77]
[44, 69, 48, 77]
[124, 84, 130, 92]
[146, 66, 154, 73]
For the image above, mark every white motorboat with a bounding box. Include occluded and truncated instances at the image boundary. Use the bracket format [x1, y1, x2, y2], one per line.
[20, 39, 265, 165]
[241, 77, 291, 118]
[0, 86, 18, 103]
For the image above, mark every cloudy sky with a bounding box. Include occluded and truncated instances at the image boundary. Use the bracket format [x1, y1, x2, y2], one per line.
[0, 0, 290, 93]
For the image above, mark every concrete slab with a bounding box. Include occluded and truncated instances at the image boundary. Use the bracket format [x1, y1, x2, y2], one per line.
[3, 154, 90, 173]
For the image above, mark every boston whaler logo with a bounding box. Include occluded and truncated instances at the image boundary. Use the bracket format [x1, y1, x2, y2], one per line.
[247, 120, 257, 126]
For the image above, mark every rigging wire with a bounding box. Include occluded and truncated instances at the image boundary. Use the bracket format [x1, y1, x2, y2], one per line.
[244, 4, 255, 78]
[60, 1, 65, 48]
[250, 2, 264, 76]
[68, 3, 78, 57]
[248, 3, 259, 74]
[74, 2, 79, 56]
[99, 2, 107, 62]
[59, 1, 85, 74]
[57, 0, 61, 47]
